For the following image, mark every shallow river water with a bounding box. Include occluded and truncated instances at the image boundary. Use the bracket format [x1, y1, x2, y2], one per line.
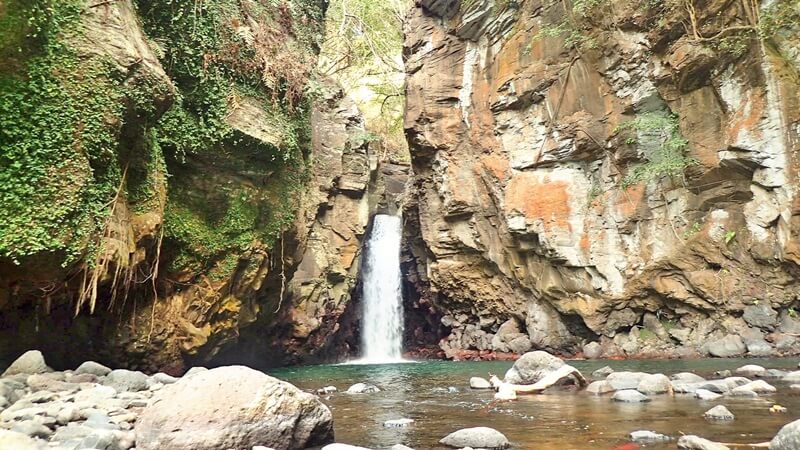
[270, 358, 800, 450]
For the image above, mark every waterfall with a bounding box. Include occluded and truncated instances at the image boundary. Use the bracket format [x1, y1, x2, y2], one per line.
[359, 214, 405, 363]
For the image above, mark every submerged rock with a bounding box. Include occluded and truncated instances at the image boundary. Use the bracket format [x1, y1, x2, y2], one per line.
[135, 366, 333, 450]
[439, 427, 509, 449]
[2, 351, 51, 377]
[346, 383, 381, 394]
[704, 405, 734, 421]
[677, 435, 730, 450]
[469, 377, 492, 389]
[630, 430, 670, 443]
[384, 418, 414, 428]
[771, 419, 800, 450]
[612, 390, 650, 403]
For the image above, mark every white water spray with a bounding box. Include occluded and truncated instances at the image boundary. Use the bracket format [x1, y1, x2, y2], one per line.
[358, 214, 405, 363]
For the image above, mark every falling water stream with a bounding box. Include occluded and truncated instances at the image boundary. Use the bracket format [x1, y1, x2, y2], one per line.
[357, 214, 405, 364]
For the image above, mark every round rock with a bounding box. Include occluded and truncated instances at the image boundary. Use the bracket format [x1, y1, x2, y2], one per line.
[135, 366, 333, 450]
[503, 351, 564, 385]
[439, 427, 509, 449]
[637, 374, 671, 395]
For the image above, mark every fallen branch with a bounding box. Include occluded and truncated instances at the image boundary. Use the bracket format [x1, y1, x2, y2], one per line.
[489, 365, 587, 399]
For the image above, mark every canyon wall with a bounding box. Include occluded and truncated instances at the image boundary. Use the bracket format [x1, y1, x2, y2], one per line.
[0, 0, 407, 372]
[403, 0, 800, 359]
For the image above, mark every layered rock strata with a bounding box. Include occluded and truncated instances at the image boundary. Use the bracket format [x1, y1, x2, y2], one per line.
[403, 0, 800, 358]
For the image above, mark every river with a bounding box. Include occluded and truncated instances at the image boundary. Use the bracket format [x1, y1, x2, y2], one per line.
[272, 358, 800, 449]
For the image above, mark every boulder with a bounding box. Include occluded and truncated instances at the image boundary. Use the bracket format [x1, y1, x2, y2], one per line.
[694, 389, 722, 400]
[503, 351, 565, 385]
[75, 361, 112, 377]
[2, 351, 51, 377]
[677, 435, 730, 450]
[104, 369, 149, 392]
[606, 372, 647, 390]
[151, 373, 178, 385]
[346, 383, 380, 394]
[782, 371, 800, 383]
[391, 445, 415, 450]
[742, 304, 778, 329]
[612, 390, 650, 403]
[469, 377, 492, 389]
[583, 342, 602, 359]
[439, 427, 509, 449]
[671, 372, 706, 383]
[637, 374, 671, 395]
[734, 365, 765, 376]
[704, 405, 734, 421]
[707, 335, 746, 357]
[591, 366, 614, 378]
[771, 419, 800, 450]
[586, 381, 615, 395]
[135, 366, 333, 450]
[0, 430, 47, 450]
[734, 379, 775, 394]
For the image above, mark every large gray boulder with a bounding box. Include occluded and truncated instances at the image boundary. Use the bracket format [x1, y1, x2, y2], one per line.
[637, 374, 671, 395]
[707, 335, 746, 357]
[2, 351, 51, 377]
[135, 366, 333, 450]
[439, 427, 509, 449]
[771, 419, 800, 450]
[503, 351, 570, 385]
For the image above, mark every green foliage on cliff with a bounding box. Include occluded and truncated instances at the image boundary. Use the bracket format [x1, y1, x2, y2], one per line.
[618, 112, 696, 189]
[0, 0, 126, 265]
[135, 0, 323, 274]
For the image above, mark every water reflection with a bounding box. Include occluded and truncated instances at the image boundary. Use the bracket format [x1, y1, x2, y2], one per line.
[271, 358, 800, 449]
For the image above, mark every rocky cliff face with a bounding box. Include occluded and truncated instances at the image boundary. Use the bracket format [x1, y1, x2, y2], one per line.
[404, 0, 800, 359]
[0, 0, 407, 372]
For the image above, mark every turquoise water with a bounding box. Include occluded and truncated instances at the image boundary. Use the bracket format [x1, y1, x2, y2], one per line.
[271, 358, 800, 450]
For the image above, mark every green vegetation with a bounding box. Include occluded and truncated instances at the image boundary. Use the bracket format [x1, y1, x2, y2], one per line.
[0, 0, 127, 265]
[319, 0, 410, 161]
[617, 112, 696, 189]
[529, 0, 610, 53]
[135, 0, 323, 274]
